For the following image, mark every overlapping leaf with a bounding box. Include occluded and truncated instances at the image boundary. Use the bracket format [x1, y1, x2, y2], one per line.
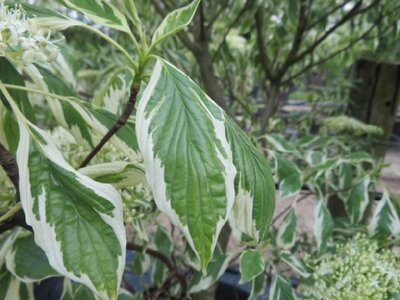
[368, 191, 400, 238]
[0, 84, 126, 299]
[151, 0, 200, 47]
[313, 200, 333, 253]
[136, 59, 236, 269]
[226, 117, 275, 242]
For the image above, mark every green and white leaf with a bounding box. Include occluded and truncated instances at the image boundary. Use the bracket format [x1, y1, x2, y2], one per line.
[79, 161, 147, 190]
[226, 118, 275, 242]
[269, 274, 296, 300]
[248, 273, 266, 300]
[62, 0, 130, 32]
[136, 59, 236, 269]
[151, 0, 200, 47]
[0, 229, 23, 266]
[0, 85, 127, 299]
[189, 246, 230, 293]
[345, 176, 370, 224]
[239, 250, 264, 284]
[368, 190, 400, 238]
[272, 152, 302, 200]
[152, 227, 173, 286]
[265, 134, 297, 154]
[92, 67, 133, 114]
[276, 207, 297, 249]
[280, 251, 310, 278]
[6, 234, 58, 282]
[28, 65, 141, 161]
[0, 267, 35, 300]
[343, 151, 374, 164]
[313, 200, 333, 253]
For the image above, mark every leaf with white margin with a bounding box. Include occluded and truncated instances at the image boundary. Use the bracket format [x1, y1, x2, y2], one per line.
[345, 176, 370, 224]
[276, 207, 297, 249]
[152, 227, 173, 287]
[265, 134, 297, 153]
[248, 273, 266, 300]
[6, 233, 59, 282]
[79, 161, 148, 190]
[135, 59, 236, 270]
[0, 85, 127, 300]
[0, 267, 35, 300]
[93, 68, 133, 114]
[272, 152, 302, 200]
[343, 151, 373, 164]
[269, 274, 296, 300]
[368, 190, 400, 238]
[0, 229, 22, 266]
[189, 246, 230, 293]
[313, 200, 333, 253]
[239, 250, 264, 284]
[226, 118, 275, 242]
[28, 65, 141, 161]
[151, 0, 200, 47]
[280, 251, 310, 278]
[62, 0, 130, 33]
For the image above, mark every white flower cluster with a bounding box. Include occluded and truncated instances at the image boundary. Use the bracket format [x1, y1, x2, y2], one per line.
[301, 234, 400, 299]
[0, 2, 58, 65]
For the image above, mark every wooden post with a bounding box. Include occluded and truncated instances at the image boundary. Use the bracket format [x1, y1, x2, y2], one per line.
[347, 58, 400, 158]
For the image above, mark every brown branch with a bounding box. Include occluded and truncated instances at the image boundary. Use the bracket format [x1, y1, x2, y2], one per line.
[255, 10, 275, 81]
[305, 0, 352, 30]
[206, 0, 231, 29]
[126, 242, 188, 297]
[290, 0, 379, 66]
[79, 86, 139, 168]
[212, 0, 255, 61]
[278, 0, 309, 77]
[281, 19, 380, 85]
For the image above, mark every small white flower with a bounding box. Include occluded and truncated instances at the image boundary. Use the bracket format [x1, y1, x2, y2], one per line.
[0, 1, 59, 65]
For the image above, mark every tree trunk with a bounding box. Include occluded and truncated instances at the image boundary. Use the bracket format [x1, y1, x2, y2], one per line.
[347, 58, 400, 158]
[259, 83, 282, 135]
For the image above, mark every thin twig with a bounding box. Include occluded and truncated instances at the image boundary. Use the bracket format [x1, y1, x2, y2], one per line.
[79, 86, 139, 168]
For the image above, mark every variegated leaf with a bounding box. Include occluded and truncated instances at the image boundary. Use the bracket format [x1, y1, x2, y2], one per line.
[151, 0, 200, 47]
[6, 234, 58, 282]
[345, 176, 370, 224]
[188, 246, 230, 293]
[280, 251, 310, 278]
[226, 117, 275, 242]
[0, 229, 22, 266]
[266, 134, 297, 153]
[29, 65, 141, 161]
[92, 68, 133, 114]
[136, 59, 236, 269]
[239, 250, 264, 284]
[248, 273, 266, 300]
[152, 227, 173, 287]
[368, 190, 400, 238]
[0, 85, 127, 299]
[269, 274, 296, 300]
[62, 0, 130, 32]
[0, 267, 35, 300]
[0, 57, 36, 123]
[272, 152, 302, 200]
[313, 200, 333, 253]
[79, 161, 147, 190]
[276, 207, 297, 249]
